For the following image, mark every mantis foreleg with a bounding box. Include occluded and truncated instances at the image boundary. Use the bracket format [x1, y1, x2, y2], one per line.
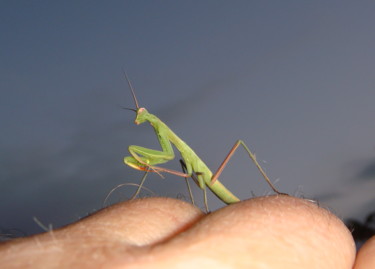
[125, 145, 173, 170]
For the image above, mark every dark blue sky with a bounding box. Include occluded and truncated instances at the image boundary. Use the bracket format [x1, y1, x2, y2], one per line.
[1, 1, 375, 236]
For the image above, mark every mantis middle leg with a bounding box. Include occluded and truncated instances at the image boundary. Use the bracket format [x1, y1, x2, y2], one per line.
[179, 159, 211, 212]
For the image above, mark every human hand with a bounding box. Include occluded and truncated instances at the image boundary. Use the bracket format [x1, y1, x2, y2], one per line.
[1, 195, 371, 268]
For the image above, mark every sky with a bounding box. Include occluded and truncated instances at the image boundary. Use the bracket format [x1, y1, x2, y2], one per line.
[1, 1, 375, 237]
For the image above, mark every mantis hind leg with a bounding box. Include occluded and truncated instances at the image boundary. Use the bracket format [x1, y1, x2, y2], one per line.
[211, 140, 287, 195]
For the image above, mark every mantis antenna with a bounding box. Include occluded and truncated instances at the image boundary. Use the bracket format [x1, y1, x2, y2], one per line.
[123, 70, 140, 110]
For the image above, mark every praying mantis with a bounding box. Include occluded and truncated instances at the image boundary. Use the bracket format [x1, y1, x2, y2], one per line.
[123, 74, 285, 211]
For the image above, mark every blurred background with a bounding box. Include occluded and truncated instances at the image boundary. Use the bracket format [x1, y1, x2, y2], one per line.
[1, 1, 375, 238]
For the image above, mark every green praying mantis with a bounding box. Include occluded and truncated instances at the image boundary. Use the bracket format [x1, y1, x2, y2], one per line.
[123, 74, 285, 211]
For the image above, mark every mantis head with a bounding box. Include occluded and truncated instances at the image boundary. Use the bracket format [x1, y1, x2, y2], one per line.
[123, 71, 150, 125]
[134, 107, 149, 125]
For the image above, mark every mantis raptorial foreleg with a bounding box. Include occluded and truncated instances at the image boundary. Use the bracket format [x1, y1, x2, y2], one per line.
[125, 144, 172, 171]
[126, 153, 190, 178]
[125, 145, 191, 178]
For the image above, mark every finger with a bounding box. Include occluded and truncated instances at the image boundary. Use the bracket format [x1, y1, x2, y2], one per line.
[354, 235, 375, 268]
[72, 197, 204, 246]
[0, 198, 204, 268]
[132, 195, 356, 269]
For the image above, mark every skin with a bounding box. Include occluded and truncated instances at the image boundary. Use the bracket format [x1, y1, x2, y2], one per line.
[0, 195, 373, 269]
